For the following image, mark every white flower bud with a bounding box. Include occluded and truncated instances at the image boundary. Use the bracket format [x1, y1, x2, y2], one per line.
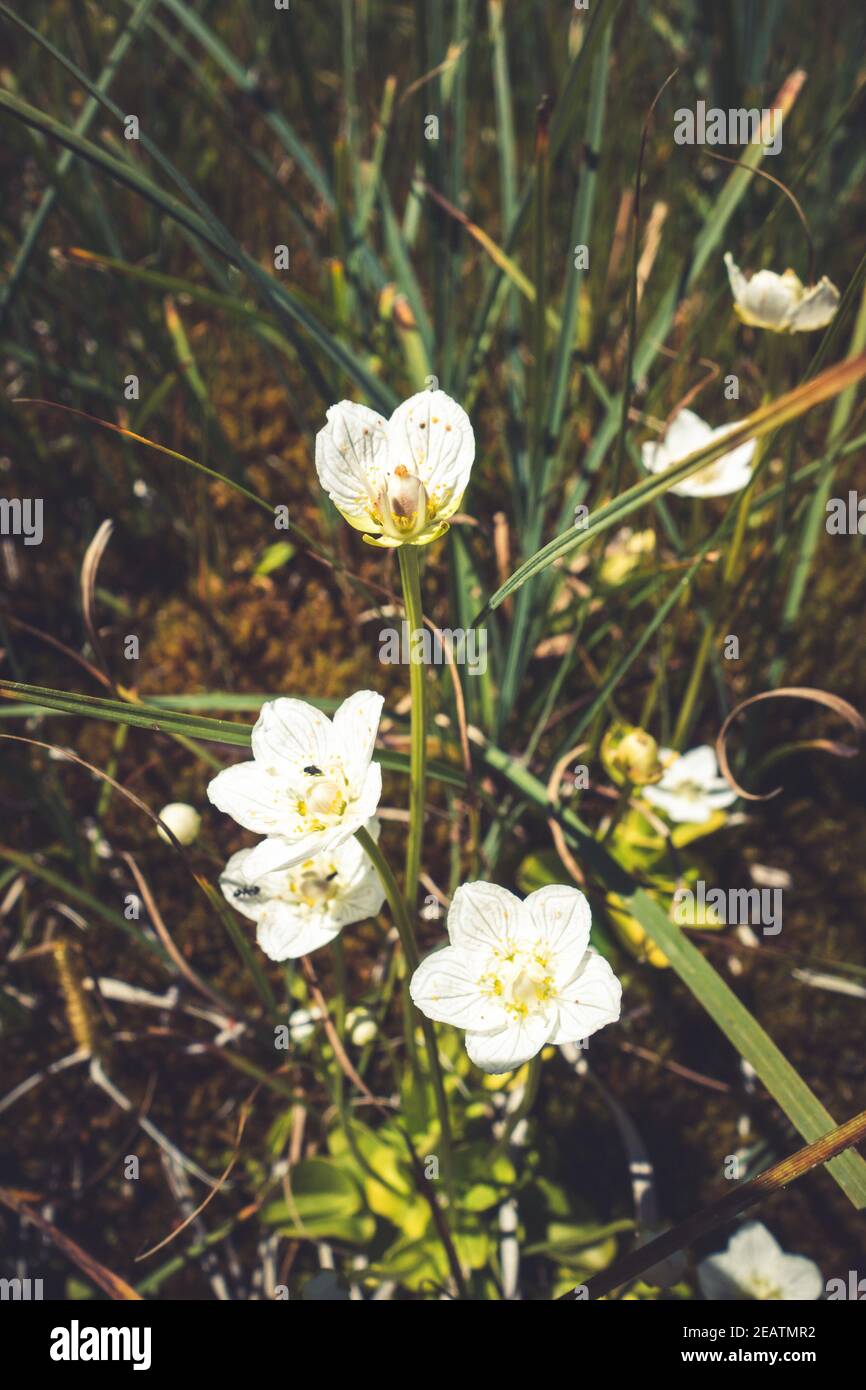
[157, 802, 201, 845]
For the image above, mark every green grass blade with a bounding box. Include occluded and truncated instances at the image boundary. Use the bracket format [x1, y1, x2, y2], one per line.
[477, 352, 866, 618]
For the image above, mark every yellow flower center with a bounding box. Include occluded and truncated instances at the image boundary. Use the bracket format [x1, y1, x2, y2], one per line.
[479, 943, 555, 1021]
[297, 769, 348, 829]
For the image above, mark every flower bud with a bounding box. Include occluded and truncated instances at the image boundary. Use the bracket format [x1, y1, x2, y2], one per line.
[601, 723, 663, 787]
[345, 1007, 377, 1047]
[289, 1007, 321, 1043]
[157, 802, 201, 845]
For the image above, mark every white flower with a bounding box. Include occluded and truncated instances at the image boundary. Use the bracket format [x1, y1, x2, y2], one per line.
[409, 882, 622, 1073]
[642, 745, 736, 824]
[315, 389, 475, 547]
[698, 1222, 823, 1301]
[724, 253, 839, 333]
[156, 802, 201, 845]
[207, 692, 383, 880]
[220, 820, 385, 960]
[641, 409, 756, 498]
[345, 1007, 377, 1046]
[288, 1007, 321, 1043]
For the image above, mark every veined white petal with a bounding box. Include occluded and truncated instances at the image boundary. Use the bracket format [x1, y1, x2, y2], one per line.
[331, 690, 383, 789]
[207, 761, 299, 837]
[523, 884, 592, 978]
[447, 880, 527, 953]
[465, 1013, 556, 1073]
[553, 951, 622, 1041]
[251, 698, 333, 776]
[315, 401, 390, 528]
[352, 760, 383, 825]
[219, 847, 273, 920]
[257, 903, 341, 961]
[241, 831, 329, 880]
[387, 390, 474, 522]
[410, 945, 503, 1030]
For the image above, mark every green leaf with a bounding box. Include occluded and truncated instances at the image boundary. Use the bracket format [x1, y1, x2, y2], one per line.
[260, 1157, 363, 1229]
[254, 541, 296, 576]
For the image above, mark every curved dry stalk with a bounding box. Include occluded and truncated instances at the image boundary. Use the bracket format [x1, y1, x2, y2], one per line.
[546, 744, 589, 887]
[716, 687, 865, 801]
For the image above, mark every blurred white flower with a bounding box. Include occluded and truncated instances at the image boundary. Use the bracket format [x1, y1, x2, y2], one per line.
[698, 1222, 822, 1301]
[220, 820, 385, 960]
[207, 693, 383, 880]
[410, 882, 621, 1073]
[157, 802, 201, 845]
[641, 409, 756, 498]
[724, 253, 839, 333]
[315, 389, 475, 547]
[345, 1007, 377, 1047]
[642, 745, 736, 825]
[288, 1007, 321, 1044]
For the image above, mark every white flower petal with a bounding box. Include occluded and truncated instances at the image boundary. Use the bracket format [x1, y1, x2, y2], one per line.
[523, 884, 592, 978]
[465, 1013, 556, 1073]
[787, 277, 840, 331]
[241, 832, 329, 880]
[644, 411, 755, 499]
[697, 1222, 822, 1301]
[676, 745, 719, 784]
[387, 390, 475, 521]
[662, 409, 712, 460]
[410, 946, 503, 1031]
[723, 252, 748, 303]
[642, 785, 715, 824]
[331, 690, 383, 789]
[446, 881, 527, 954]
[257, 903, 340, 960]
[207, 761, 297, 837]
[251, 698, 333, 776]
[315, 401, 390, 530]
[741, 269, 799, 326]
[352, 759, 383, 826]
[553, 950, 622, 1042]
[219, 847, 273, 920]
[774, 1254, 824, 1300]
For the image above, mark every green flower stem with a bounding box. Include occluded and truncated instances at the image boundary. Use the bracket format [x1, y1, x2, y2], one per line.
[599, 779, 633, 844]
[397, 544, 427, 910]
[355, 825, 456, 1203]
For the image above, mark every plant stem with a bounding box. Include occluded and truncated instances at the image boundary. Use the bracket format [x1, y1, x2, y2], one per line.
[600, 779, 633, 844]
[397, 544, 427, 909]
[355, 826, 456, 1201]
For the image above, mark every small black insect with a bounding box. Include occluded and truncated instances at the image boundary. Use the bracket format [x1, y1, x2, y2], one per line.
[303, 764, 323, 776]
[221, 878, 262, 900]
